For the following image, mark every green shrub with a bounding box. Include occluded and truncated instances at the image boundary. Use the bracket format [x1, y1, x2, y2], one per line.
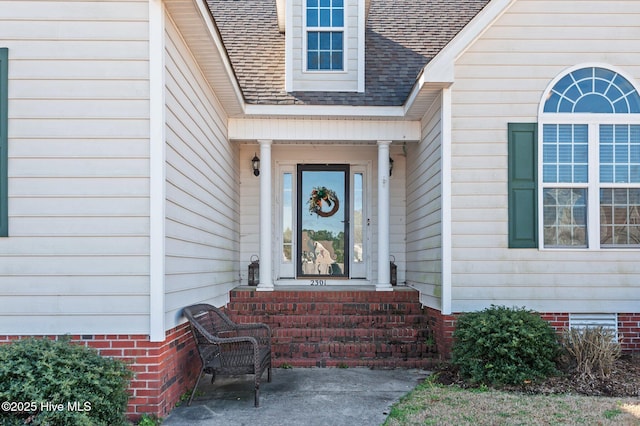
[137, 413, 163, 426]
[0, 337, 132, 426]
[451, 306, 560, 386]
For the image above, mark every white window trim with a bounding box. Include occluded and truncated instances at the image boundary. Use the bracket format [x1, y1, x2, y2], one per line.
[303, 0, 348, 73]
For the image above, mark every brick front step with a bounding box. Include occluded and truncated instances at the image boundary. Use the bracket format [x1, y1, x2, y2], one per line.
[228, 304, 425, 316]
[226, 287, 439, 368]
[235, 314, 428, 330]
[274, 357, 438, 369]
[229, 287, 424, 303]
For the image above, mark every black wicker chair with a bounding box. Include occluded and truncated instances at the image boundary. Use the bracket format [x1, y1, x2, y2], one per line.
[182, 303, 272, 407]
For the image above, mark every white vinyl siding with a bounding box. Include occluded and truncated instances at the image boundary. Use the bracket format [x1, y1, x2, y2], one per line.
[0, 0, 151, 334]
[449, 0, 640, 313]
[164, 15, 239, 327]
[406, 95, 443, 309]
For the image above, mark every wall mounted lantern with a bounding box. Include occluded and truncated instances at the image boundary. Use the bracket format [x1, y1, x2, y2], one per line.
[389, 156, 394, 176]
[251, 153, 260, 176]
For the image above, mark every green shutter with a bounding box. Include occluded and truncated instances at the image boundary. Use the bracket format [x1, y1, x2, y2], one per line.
[0, 48, 7, 237]
[508, 123, 537, 248]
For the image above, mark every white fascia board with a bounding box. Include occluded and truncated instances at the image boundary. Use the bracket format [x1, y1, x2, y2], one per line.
[191, 0, 246, 113]
[285, 0, 293, 92]
[244, 103, 406, 118]
[276, 0, 285, 33]
[403, 0, 516, 114]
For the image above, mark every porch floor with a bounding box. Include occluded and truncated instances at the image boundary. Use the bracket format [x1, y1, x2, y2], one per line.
[226, 286, 439, 368]
[164, 367, 430, 426]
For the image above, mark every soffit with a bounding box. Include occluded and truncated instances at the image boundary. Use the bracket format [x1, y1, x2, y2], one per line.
[164, 0, 245, 117]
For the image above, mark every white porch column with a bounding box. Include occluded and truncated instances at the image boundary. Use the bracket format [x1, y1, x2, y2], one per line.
[376, 141, 393, 291]
[257, 140, 274, 291]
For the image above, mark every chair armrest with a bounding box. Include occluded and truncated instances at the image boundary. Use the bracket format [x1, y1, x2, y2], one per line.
[213, 336, 262, 367]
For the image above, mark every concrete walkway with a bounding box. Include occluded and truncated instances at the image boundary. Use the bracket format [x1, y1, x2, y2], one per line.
[163, 367, 431, 426]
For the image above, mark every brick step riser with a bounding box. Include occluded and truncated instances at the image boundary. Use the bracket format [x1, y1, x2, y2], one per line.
[227, 303, 425, 316]
[271, 329, 432, 343]
[231, 315, 429, 329]
[229, 289, 420, 304]
[274, 358, 438, 369]
[272, 342, 436, 357]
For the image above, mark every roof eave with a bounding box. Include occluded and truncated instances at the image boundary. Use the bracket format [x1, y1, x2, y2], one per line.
[164, 0, 246, 116]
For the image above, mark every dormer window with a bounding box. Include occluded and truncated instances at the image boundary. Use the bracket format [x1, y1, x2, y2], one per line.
[306, 0, 344, 71]
[286, 0, 362, 92]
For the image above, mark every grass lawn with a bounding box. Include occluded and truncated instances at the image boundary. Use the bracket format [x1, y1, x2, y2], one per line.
[383, 377, 640, 426]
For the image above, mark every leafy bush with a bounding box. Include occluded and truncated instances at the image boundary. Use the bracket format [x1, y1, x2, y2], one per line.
[137, 413, 163, 426]
[561, 326, 621, 379]
[451, 306, 560, 385]
[0, 337, 132, 426]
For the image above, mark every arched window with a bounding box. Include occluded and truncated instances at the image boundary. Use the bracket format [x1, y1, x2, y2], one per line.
[539, 66, 640, 248]
[544, 67, 640, 113]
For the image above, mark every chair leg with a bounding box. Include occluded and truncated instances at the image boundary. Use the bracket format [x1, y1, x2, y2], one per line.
[254, 385, 260, 408]
[188, 368, 205, 406]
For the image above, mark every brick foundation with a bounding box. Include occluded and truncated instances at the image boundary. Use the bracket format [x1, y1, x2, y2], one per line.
[427, 310, 640, 358]
[0, 323, 199, 423]
[618, 313, 640, 351]
[424, 307, 457, 358]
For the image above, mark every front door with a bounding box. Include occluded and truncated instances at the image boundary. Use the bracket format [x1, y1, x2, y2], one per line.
[297, 164, 349, 278]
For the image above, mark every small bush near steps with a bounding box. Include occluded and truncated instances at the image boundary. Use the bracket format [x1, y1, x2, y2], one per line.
[0, 337, 132, 426]
[452, 305, 560, 386]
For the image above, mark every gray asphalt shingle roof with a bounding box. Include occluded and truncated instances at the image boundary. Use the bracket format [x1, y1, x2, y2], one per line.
[207, 0, 490, 106]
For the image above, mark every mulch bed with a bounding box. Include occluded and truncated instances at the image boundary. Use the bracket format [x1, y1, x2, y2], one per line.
[432, 353, 640, 397]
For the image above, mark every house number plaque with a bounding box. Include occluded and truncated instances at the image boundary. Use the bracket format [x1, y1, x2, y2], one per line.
[310, 279, 327, 286]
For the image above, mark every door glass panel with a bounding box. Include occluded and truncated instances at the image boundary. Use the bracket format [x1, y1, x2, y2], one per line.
[282, 173, 293, 262]
[351, 171, 366, 278]
[353, 173, 363, 264]
[297, 165, 349, 277]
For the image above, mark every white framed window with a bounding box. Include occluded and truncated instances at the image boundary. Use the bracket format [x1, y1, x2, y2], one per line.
[305, 0, 344, 71]
[539, 66, 640, 249]
[279, 166, 296, 279]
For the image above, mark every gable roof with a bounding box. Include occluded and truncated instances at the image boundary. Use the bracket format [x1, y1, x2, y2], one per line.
[207, 0, 491, 107]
